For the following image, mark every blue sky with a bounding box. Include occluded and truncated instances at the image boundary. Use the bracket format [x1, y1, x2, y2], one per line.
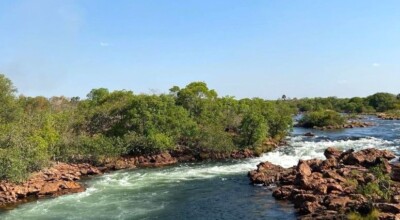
[0, 0, 399, 99]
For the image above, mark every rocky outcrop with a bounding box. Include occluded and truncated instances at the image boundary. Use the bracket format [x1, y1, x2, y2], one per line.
[0, 163, 100, 207]
[249, 148, 400, 219]
[377, 113, 400, 120]
[313, 121, 374, 130]
[104, 152, 178, 169]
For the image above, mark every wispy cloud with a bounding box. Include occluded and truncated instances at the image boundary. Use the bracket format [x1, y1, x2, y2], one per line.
[337, 80, 348, 85]
[372, 63, 380, 67]
[100, 42, 109, 47]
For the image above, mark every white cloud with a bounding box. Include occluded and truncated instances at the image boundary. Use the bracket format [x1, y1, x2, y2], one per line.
[100, 42, 109, 47]
[372, 63, 380, 67]
[337, 80, 348, 85]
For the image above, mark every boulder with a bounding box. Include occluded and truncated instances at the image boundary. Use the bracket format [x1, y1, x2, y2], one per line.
[324, 147, 342, 160]
[39, 182, 61, 195]
[297, 160, 312, 177]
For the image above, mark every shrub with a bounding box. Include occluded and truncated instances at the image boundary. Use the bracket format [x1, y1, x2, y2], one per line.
[347, 208, 380, 220]
[357, 164, 393, 201]
[298, 110, 345, 128]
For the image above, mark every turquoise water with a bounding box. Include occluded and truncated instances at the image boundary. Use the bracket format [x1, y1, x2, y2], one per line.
[1, 117, 399, 220]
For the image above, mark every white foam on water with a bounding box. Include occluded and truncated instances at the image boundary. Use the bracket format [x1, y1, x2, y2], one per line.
[254, 136, 397, 168]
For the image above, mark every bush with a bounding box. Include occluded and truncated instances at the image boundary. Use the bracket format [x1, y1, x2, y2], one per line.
[56, 135, 124, 165]
[347, 208, 380, 220]
[298, 110, 345, 128]
[198, 124, 235, 153]
[357, 164, 393, 201]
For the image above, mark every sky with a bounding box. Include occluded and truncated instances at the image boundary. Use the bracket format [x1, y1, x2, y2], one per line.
[0, 0, 399, 99]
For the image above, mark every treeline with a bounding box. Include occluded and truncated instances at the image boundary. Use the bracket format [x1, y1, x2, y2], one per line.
[0, 74, 294, 182]
[288, 93, 400, 113]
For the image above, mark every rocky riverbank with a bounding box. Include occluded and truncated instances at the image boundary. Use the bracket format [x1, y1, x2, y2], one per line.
[0, 145, 265, 209]
[249, 147, 400, 219]
[294, 120, 374, 130]
[377, 113, 400, 120]
[313, 121, 374, 130]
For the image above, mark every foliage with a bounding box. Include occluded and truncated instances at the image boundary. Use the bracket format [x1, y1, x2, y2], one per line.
[298, 110, 345, 128]
[1, 73, 397, 183]
[347, 208, 380, 220]
[366, 93, 397, 112]
[291, 92, 400, 114]
[357, 164, 393, 201]
[238, 111, 268, 148]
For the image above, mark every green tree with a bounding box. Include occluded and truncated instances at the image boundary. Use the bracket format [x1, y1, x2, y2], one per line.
[175, 82, 217, 117]
[239, 111, 268, 147]
[367, 93, 397, 112]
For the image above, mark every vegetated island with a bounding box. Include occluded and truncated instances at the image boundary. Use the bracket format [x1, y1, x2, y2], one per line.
[295, 110, 374, 130]
[0, 72, 399, 209]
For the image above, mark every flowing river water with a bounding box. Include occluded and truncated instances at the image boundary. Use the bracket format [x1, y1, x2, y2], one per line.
[1, 116, 400, 220]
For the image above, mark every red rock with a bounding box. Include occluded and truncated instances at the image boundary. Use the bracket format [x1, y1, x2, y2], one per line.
[297, 160, 312, 177]
[324, 147, 342, 160]
[323, 170, 347, 183]
[39, 182, 61, 195]
[326, 196, 350, 210]
[343, 148, 395, 166]
[61, 181, 82, 190]
[327, 183, 343, 193]
[375, 203, 400, 214]
[300, 201, 321, 214]
[273, 186, 293, 200]
[321, 158, 338, 170]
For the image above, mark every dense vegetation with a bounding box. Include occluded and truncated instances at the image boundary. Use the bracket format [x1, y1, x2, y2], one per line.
[290, 93, 400, 113]
[1, 72, 398, 183]
[291, 93, 400, 128]
[297, 110, 346, 128]
[0, 74, 294, 182]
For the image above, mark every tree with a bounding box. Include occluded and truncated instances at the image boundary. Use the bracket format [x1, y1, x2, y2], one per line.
[367, 93, 397, 112]
[239, 111, 268, 147]
[175, 82, 217, 117]
[0, 74, 19, 122]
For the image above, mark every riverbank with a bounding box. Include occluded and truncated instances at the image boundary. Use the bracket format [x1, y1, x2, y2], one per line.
[377, 113, 400, 120]
[249, 147, 400, 219]
[0, 139, 281, 209]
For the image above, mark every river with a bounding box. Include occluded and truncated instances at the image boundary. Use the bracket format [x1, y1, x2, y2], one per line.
[1, 116, 399, 220]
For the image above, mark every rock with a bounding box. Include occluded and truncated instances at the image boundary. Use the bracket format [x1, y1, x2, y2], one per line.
[342, 148, 396, 166]
[293, 194, 319, 208]
[61, 181, 82, 190]
[391, 164, 400, 181]
[248, 162, 290, 185]
[325, 196, 351, 210]
[375, 203, 400, 214]
[326, 183, 343, 193]
[248, 147, 400, 219]
[324, 147, 342, 160]
[304, 132, 315, 137]
[323, 170, 347, 183]
[273, 186, 293, 200]
[300, 201, 321, 214]
[297, 160, 312, 177]
[39, 182, 61, 195]
[321, 158, 338, 170]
